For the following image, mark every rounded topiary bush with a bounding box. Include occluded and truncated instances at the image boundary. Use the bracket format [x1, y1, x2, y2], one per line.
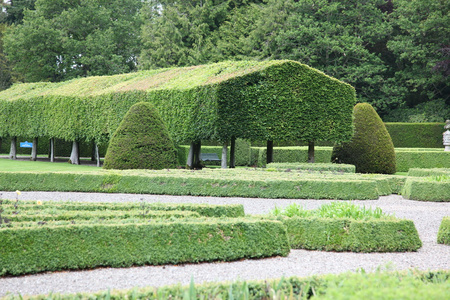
[331, 103, 396, 174]
[103, 102, 177, 170]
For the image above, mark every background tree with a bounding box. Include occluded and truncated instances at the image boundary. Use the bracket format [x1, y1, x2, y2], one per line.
[385, 0, 449, 120]
[3, 0, 142, 82]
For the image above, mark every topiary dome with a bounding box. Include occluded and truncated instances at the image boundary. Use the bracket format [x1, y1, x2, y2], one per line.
[331, 103, 396, 174]
[103, 102, 177, 170]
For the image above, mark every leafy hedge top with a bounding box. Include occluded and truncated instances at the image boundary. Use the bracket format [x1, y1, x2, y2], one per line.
[0, 60, 356, 144]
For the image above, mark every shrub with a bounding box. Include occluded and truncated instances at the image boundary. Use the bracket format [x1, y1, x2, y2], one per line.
[332, 103, 396, 174]
[437, 217, 450, 245]
[407, 168, 450, 177]
[103, 102, 177, 170]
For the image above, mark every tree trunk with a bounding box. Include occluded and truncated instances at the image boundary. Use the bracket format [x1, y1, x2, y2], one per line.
[194, 141, 201, 168]
[308, 141, 315, 163]
[229, 137, 236, 168]
[221, 141, 228, 169]
[31, 137, 38, 161]
[95, 143, 100, 167]
[9, 137, 16, 160]
[266, 140, 274, 165]
[187, 141, 202, 169]
[187, 142, 195, 168]
[50, 138, 55, 162]
[69, 141, 80, 165]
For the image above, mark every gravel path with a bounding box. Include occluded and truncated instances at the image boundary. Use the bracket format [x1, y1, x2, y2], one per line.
[0, 192, 449, 297]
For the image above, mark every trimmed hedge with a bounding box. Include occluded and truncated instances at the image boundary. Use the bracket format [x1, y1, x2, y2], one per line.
[438, 217, 450, 245]
[395, 148, 450, 172]
[385, 122, 446, 148]
[332, 103, 396, 174]
[402, 177, 450, 201]
[0, 60, 356, 146]
[0, 218, 290, 276]
[1, 200, 245, 218]
[407, 168, 450, 177]
[8, 270, 450, 300]
[267, 162, 355, 173]
[103, 102, 177, 170]
[0, 170, 402, 200]
[282, 217, 421, 252]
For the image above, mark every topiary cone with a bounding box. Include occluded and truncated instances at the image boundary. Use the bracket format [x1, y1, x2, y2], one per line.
[332, 103, 396, 174]
[103, 102, 177, 170]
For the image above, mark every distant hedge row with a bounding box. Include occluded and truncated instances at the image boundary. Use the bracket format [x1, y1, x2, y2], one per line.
[0, 170, 404, 200]
[0, 60, 355, 146]
[385, 122, 446, 148]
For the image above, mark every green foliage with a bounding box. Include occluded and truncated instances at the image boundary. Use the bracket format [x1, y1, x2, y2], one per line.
[402, 177, 450, 202]
[267, 163, 355, 173]
[437, 217, 450, 245]
[5, 270, 449, 300]
[103, 102, 177, 170]
[0, 168, 404, 200]
[385, 122, 445, 148]
[332, 103, 396, 174]
[0, 23, 12, 91]
[281, 217, 421, 252]
[383, 101, 450, 123]
[395, 149, 450, 172]
[386, 0, 449, 108]
[0, 199, 245, 218]
[407, 168, 450, 177]
[0, 217, 290, 276]
[3, 0, 142, 82]
[0, 60, 356, 146]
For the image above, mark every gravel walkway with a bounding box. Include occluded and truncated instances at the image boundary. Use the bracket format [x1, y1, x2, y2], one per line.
[0, 192, 449, 297]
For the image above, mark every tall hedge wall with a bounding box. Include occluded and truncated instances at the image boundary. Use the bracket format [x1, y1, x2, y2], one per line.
[0, 60, 356, 146]
[385, 123, 446, 148]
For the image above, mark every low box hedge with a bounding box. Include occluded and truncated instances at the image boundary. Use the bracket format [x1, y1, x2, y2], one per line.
[266, 162, 355, 173]
[395, 149, 450, 172]
[0, 218, 290, 276]
[2, 209, 200, 222]
[281, 217, 422, 252]
[402, 177, 450, 202]
[438, 217, 450, 245]
[407, 168, 450, 177]
[0, 171, 387, 200]
[1, 200, 245, 218]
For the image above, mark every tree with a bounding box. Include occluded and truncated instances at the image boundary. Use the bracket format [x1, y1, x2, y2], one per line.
[241, 0, 401, 115]
[0, 23, 12, 90]
[387, 0, 449, 109]
[3, 0, 142, 82]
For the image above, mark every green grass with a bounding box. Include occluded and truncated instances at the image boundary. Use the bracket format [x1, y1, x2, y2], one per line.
[0, 157, 101, 172]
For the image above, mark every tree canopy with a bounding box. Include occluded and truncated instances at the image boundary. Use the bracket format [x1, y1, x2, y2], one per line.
[1, 0, 448, 120]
